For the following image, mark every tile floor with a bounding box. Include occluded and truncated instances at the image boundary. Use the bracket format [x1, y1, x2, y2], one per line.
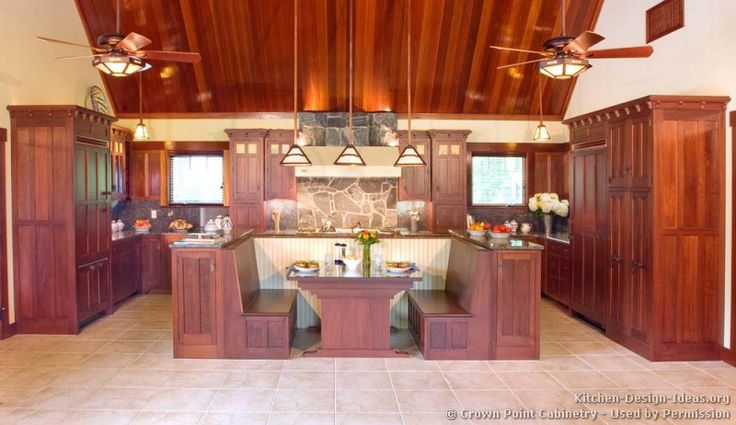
[0, 294, 735, 424]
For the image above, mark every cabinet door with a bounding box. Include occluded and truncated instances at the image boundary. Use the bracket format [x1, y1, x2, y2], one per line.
[110, 127, 130, 200]
[628, 191, 651, 343]
[496, 251, 541, 357]
[129, 150, 163, 200]
[111, 238, 140, 304]
[533, 152, 569, 200]
[398, 132, 431, 201]
[76, 258, 111, 323]
[231, 140, 264, 202]
[74, 144, 111, 265]
[431, 140, 465, 203]
[173, 251, 219, 351]
[433, 203, 466, 234]
[608, 119, 629, 188]
[265, 136, 296, 200]
[160, 234, 186, 293]
[231, 202, 264, 231]
[629, 116, 652, 189]
[140, 236, 162, 293]
[607, 190, 628, 333]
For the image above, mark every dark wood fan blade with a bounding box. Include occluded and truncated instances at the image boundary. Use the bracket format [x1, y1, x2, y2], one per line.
[135, 50, 201, 63]
[585, 46, 653, 59]
[37, 36, 108, 53]
[497, 58, 547, 70]
[490, 45, 551, 57]
[564, 31, 605, 53]
[116, 32, 152, 53]
[54, 54, 105, 60]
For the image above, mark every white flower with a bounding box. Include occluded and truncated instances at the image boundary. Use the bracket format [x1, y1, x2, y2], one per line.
[550, 193, 559, 200]
[540, 193, 552, 202]
[555, 203, 569, 217]
[541, 201, 553, 214]
[528, 198, 538, 212]
[561, 199, 569, 205]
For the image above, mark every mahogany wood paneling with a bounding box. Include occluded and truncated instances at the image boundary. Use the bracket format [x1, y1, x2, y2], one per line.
[128, 149, 163, 201]
[139, 234, 162, 293]
[397, 130, 431, 201]
[173, 250, 219, 357]
[8, 106, 115, 334]
[74, 0, 603, 118]
[264, 130, 296, 200]
[728, 111, 736, 366]
[110, 126, 130, 201]
[431, 131, 468, 233]
[544, 239, 571, 308]
[227, 129, 268, 230]
[111, 237, 140, 305]
[0, 128, 8, 339]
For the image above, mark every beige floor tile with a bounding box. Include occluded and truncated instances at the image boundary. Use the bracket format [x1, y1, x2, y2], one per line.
[0, 367, 64, 387]
[628, 356, 696, 371]
[335, 358, 386, 371]
[336, 371, 391, 390]
[267, 412, 334, 425]
[688, 361, 734, 370]
[199, 412, 268, 425]
[559, 341, 624, 355]
[1, 408, 73, 425]
[389, 371, 449, 390]
[131, 411, 203, 425]
[76, 329, 128, 340]
[513, 389, 578, 409]
[143, 388, 215, 411]
[602, 370, 676, 389]
[279, 371, 335, 389]
[453, 390, 524, 410]
[335, 389, 398, 413]
[27, 352, 91, 368]
[487, 360, 546, 372]
[52, 339, 110, 353]
[227, 360, 284, 371]
[132, 320, 173, 330]
[577, 354, 645, 371]
[145, 341, 174, 354]
[654, 369, 730, 388]
[436, 360, 490, 372]
[80, 387, 158, 410]
[394, 390, 461, 412]
[443, 371, 506, 390]
[98, 340, 156, 354]
[540, 355, 595, 371]
[126, 353, 183, 370]
[0, 352, 44, 367]
[3, 336, 70, 352]
[283, 358, 335, 372]
[51, 367, 121, 387]
[549, 370, 619, 389]
[540, 342, 573, 356]
[496, 371, 563, 390]
[109, 369, 172, 387]
[385, 358, 439, 371]
[271, 389, 335, 412]
[174, 359, 241, 371]
[401, 413, 474, 425]
[208, 389, 275, 412]
[78, 353, 141, 368]
[165, 370, 228, 388]
[220, 371, 281, 389]
[0, 385, 47, 407]
[118, 329, 172, 341]
[335, 413, 402, 425]
[85, 319, 138, 331]
[65, 409, 138, 425]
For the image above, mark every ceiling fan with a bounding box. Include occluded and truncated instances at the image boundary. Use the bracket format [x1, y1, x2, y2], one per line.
[37, 0, 201, 77]
[491, 0, 653, 79]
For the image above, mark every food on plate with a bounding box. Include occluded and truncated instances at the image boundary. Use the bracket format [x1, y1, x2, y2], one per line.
[385, 261, 411, 269]
[168, 218, 193, 231]
[134, 219, 151, 228]
[491, 224, 512, 233]
[294, 260, 320, 269]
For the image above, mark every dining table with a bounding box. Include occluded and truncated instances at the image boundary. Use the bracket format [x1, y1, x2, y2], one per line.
[288, 264, 422, 357]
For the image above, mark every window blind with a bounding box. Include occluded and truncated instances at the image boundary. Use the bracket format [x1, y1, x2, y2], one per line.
[169, 154, 224, 205]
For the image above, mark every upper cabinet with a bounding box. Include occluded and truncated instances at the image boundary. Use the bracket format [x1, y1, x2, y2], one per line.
[397, 130, 431, 202]
[226, 129, 268, 230]
[532, 151, 569, 200]
[129, 148, 164, 201]
[429, 130, 469, 233]
[265, 130, 296, 200]
[110, 126, 131, 201]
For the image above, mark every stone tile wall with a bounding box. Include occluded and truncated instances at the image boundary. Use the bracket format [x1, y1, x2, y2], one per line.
[298, 112, 397, 146]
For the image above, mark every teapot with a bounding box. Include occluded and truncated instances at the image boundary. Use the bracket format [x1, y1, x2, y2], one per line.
[222, 216, 233, 235]
[204, 219, 219, 233]
[520, 223, 532, 234]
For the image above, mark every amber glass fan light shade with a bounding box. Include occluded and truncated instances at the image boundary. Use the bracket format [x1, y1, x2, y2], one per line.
[281, 0, 311, 166]
[93, 53, 145, 77]
[539, 56, 590, 79]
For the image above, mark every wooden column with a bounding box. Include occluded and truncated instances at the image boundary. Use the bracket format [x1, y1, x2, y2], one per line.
[0, 128, 9, 339]
[727, 111, 736, 365]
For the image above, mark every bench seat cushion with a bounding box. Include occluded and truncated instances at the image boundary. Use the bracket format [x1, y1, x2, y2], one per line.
[408, 290, 471, 316]
[244, 289, 298, 315]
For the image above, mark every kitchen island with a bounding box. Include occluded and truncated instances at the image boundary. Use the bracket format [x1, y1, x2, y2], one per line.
[169, 229, 542, 359]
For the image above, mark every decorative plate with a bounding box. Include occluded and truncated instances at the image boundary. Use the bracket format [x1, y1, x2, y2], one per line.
[86, 86, 110, 114]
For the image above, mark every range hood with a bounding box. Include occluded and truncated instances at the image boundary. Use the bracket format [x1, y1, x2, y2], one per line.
[294, 146, 402, 178]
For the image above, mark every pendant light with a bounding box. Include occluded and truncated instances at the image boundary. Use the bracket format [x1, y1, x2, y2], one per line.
[394, 0, 426, 167]
[133, 72, 149, 140]
[333, 0, 366, 166]
[533, 76, 551, 141]
[280, 0, 311, 166]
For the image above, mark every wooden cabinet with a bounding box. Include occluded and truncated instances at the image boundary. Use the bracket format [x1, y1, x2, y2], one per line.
[111, 237, 140, 305]
[569, 143, 608, 325]
[565, 95, 728, 360]
[265, 130, 296, 200]
[110, 126, 130, 201]
[226, 129, 267, 230]
[129, 149, 164, 201]
[532, 151, 569, 199]
[545, 239, 572, 307]
[430, 130, 469, 233]
[140, 235, 163, 293]
[398, 130, 431, 201]
[9, 105, 115, 333]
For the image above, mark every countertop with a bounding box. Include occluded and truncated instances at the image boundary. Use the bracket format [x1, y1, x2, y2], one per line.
[253, 230, 448, 239]
[111, 230, 191, 242]
[517, 231, 570, 244]
[449, 230, 544, 251]
[168, 230, 253, 249]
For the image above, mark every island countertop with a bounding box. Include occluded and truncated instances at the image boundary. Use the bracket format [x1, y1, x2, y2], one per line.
[448, 229, 544, 250]
[253, 230, 448, 239]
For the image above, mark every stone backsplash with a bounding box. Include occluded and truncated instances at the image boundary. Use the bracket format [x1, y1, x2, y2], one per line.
[112, 200, 229, 232]
[297, 178, 398, 229]
[298, 112, 397, 146]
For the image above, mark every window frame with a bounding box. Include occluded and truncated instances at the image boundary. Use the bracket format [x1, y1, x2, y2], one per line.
[469, 153, 528, 207]
[167, 150, 226, 207]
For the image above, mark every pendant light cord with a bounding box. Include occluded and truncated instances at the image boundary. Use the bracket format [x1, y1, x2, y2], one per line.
[138, 71, 143, 124]
[293, 0, 298, 143]
[348, 0, 353, 145]
[116, 0, 121, 34]
[561, 0, 566, 35]
[538, 76, 544, 125]
[407, 0, 412, 146]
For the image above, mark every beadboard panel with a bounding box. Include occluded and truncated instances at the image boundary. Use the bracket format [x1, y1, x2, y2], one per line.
[253, 237, 451, 328]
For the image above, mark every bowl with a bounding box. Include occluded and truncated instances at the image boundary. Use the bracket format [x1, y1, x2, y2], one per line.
[490, 232, 511, 239]
[133, 225, 151, 233]
[467, 229, 487, 237]
[342, 256, 362, 271]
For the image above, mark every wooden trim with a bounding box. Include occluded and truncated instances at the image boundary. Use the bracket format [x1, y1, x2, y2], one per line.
[115, 111, 567, 122]
[129, 141, 229, 152]
[223, 150, 231, 207]
[727, 111, 736, 365]
[467, 143, 569, 154]
[0, 128, 8, 339]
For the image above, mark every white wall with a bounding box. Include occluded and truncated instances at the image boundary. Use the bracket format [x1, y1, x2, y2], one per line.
[566, 0, 735, 346]
[0, 0, 107, 323]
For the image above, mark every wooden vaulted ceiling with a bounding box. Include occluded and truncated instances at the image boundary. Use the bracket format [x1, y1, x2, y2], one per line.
[74, 0, 604, 119]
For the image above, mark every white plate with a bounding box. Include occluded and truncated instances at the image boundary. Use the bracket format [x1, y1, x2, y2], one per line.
[490, 232, 511, 239]
[293, 265, 320, 273]
[467, 229, 486, 236]
[134, 226, 151, 233]
[385, 266, 412, 273]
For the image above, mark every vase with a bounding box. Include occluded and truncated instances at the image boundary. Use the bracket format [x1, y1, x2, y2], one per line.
[362, 244, 371, 274]
[543, 214, 553, 236]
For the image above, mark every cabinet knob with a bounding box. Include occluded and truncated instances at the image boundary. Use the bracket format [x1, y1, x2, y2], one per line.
[610, 255, 623, 263]
[632, 260, 647, 269]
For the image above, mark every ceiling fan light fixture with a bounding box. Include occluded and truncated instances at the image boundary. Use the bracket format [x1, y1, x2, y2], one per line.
[394, 144, 426, 167]
[333, 144, 366, 166]
[93, 53, 145, 77]
[539, 56, 590, 79]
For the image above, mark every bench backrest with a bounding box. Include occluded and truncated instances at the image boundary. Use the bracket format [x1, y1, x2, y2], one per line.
[445, 236, 493, 314]
[231, 235, 261, 310]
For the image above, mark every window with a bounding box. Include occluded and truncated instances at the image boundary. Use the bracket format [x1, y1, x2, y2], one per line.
[471, 155, 525, 206]
[169, 154, 224, 205]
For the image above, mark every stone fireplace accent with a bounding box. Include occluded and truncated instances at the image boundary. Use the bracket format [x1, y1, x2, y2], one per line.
[297, 178, 398, 229]
[298, 112, 397, 146]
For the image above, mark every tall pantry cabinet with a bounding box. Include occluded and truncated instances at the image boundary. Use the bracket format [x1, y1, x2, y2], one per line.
[8, 105, 114, 334]
[564, 95, 728, 361]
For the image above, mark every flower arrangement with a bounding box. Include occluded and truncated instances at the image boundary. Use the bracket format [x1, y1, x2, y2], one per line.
[355, 229, 380, 246]
[528, 193, 569, 218]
